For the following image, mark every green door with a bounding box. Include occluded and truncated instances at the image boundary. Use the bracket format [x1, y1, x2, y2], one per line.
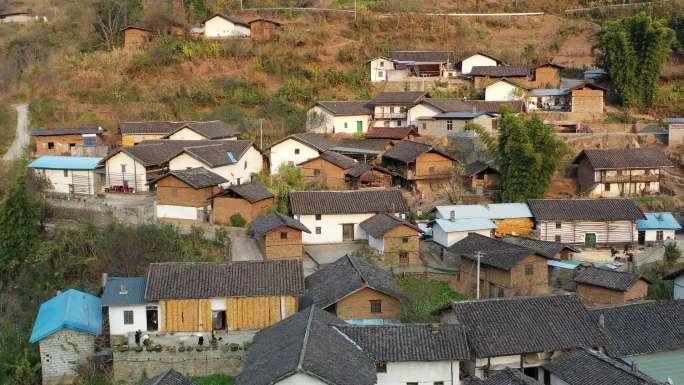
[585, 233, 597, 248]
[356, 121, 363, 133]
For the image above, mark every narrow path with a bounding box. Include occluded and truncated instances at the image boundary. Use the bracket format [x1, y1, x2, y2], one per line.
[3, 103, 30, 161]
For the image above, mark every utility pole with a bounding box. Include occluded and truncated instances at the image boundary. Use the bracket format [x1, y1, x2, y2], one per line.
[259, 118, 264, 149]
[475, 251, 482, 299]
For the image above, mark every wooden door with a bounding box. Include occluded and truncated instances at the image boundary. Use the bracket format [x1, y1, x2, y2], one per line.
[343, 224, 354, 241]
[585, 233, 597, 248]
[638, 231, 646, 245]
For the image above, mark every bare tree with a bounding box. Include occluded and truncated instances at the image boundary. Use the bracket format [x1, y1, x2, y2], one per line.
[444, 163, 466, 204]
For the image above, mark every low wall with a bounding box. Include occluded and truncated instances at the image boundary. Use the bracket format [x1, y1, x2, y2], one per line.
[113, 349, 244, 384]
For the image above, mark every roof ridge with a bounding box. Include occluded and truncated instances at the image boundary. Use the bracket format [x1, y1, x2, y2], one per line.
[582, 349, 653, 382]
[345, 254, 368, 285]
[297, 306, 316, 371]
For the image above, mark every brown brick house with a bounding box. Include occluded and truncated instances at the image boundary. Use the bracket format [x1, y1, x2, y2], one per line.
[150, 167, 227, 223]
[568, 83, 606, 114]
[381, 140, 456, 195]
[248, 212, 310, 260]
[248, 18, 282, 41]
[211, 181, 274, 225]
[365, 126, 419, 142]
[470, 62, 563, 89]
[121, 26, 152, 50]
[464, 160, 500, 195]
[298, 150, 357, 188]
[446, 233, 552, 299]
[359, 213, 422, 267]
[31, 127, 105, 157]
[573, 267, 650, 305]
[305, 254, 407, 322]
[345, 163, 393, 189]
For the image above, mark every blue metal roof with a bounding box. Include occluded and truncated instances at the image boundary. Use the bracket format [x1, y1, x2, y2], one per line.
[434, 217, 497, 233]
[27, 156, 103, 170]
[433, 112, 494, 120]
[433, 203, 532, 221]
[530, 88, 569, 97]
[637, 212, 682, 231]
[30, 289, 102, 343]
[667, 118, 684, 124]
[101, 277, 147, 306]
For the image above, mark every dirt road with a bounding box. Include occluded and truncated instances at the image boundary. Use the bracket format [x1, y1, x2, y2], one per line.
[3, 103, 30, 161]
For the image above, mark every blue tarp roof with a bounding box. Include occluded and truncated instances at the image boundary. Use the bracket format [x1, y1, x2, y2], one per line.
[433, 112, 494, 120]
[101, 277, 147, 306]
[433, 203, 532, 221]
[30, 289, 102, 343]
[434, 217, 497, 233]
[27, 156, 103, 170]
[637, 212, 682, 231]
[530, 88, 569, 97]
[667, 118, 684, 124]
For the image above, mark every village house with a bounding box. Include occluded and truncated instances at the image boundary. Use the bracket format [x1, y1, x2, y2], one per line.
[502, 236, 578, 261]
[545, 348, 662, 385]
[664, 267, 684, 299]
[118, 120, 237, 146]
[369, 51, 455, 82]
[0, 11, 37, 23]
[345, 162, 393, 189]
[305, 254, 407, 323]
[332, 137, 393, 163]
[145, 261, 303, 332]
[468, 368, 543, 385]
[30, 289, 102, 385]
[210, 181, 274, 225]
[365, 126, 419, 142]
[141, 370, 196, 385]
[28, 156, 103, 195]
[359, 212, 422, 267]
[306, 101, 373, 134]
[458, 52, 505, 75]
[573, 267, 650, 305]
[446, 234, 552, 298]
[31, 127, 105, 157]
[118, 121, 183, 146]
[410, 98, 525, 127]
[527, 198, 645, 247]
[431, 203, 534, 247]
[436, 294, 606, 382]
[637, 212, 681, 245]
[236, 306, 470, 385]
[167, 140, 263, 186]
[370, 91, 429, 127]
[150, 168, 226, 223]
[267, 132, 336, 174]
[289, 189, 409, 244]
[417, 111, 496, 139]
[590, 300, 684, 385]
[471, 62, 563, 89]
[201, 13, 250, 38]
[298, 150, 357, 188]
[573, 147, 673, 197]
[381, 140, 456, 194]
[464, 160, 500, 195]
[248, 212, 310, 260]
[668, 117, 684, 147]
[248, 18, 282, 41]
[485, 78, 529, 102]
[101, 276, 153, 342]
[121, 26, 152, 50]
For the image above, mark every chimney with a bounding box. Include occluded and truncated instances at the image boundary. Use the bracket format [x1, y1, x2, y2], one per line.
[101, 272, 108, 288]
[450, 210, 456, 222]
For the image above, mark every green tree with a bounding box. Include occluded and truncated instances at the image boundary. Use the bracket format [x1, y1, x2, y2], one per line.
[475, 108, 567, 202]
[254, 164, 311, 213]
[596, 12, 676, 107]
[665, 242, 682, 264]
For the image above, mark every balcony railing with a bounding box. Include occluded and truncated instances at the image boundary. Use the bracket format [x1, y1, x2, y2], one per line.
[374, 112, 407, 119]
[600, 174, 659, 183]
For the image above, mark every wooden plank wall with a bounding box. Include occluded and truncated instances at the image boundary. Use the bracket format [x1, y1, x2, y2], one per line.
[161, 299, 212, 332]
[226, 296, 298, 331]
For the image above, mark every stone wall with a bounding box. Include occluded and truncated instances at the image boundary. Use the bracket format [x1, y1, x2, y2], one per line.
[40, 329, 95, 385]
[113, 349, 244, 384]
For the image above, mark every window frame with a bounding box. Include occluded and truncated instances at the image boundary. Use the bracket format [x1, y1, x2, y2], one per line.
[315, 227, 321, 235]
[369, 300, 382, 314]
[280, 232, 288, 240]
[446, 120, 454, 131]
[123, 310, 134, 325]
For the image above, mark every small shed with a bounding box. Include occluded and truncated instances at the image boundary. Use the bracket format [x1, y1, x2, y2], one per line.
[248, 18, 282, 41]
[359, 212, 422, 267]
[27, 156, 103, 195]
[464, 160, 500, 195]
[211, 181, 274, 225]
[121, 26, 153, 50]
[574, 267, 650, 305]
[30, 289, 102, 385]
[248, 212, 310, 260]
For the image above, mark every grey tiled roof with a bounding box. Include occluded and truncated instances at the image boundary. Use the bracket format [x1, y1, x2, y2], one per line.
[334, 138, 392, 152]
[266, 133, 336, 152]
[589, 300, 684, 356]
[102, 140, 228, 167]
[165, 120, 239, 140]
[289, 189, 408, 215]
[437, 294, 605, 358]
[101, 277, 147, 306]
[316, 101, 373, 116]
[467, 368, 544, 385]
[365, 127, 418, 140]
[150, 167, 227, 189]
[527, 199, 645, 221]
[464, 160, 498, 177]
[469, 65, 531, 77]
[305, 254, 408, 309]
[182, 140, 254, 167]
[388, 51, 454, 63]
[359, 212, 420, 239]
[545, 349, 662, 385]
[574, 267, 645, 292]
[574, 148, 673, 170]
[214, 180, 273, 203]
[447, 233, 541, 271]
[249, 212, 310, 237]
[201, 13, 250, 28]
[423, 98, 475, 113]
[144, 261, 304, 301]
[502, 236, 578, 259]
[32, 127, 103, 136]
[345, 162, 374, 178]
[301, 150, 357, 169]
[236, 306, 376, 385]
[370, 91, 428, 106]
[119, 121, 186, 134]
[383, 140, 455, 163]
[338, 323, 469, 362]
[141, 369, 197, 385]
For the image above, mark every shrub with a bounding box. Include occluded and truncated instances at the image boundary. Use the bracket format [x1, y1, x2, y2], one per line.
[230, 213, 246, 227]
[337, 45, 358, 63]
[665, 243, 682, 264]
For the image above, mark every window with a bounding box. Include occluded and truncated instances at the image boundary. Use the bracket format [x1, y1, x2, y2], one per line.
[379, 61, 384, 68]
[555, 235, 561, 243]
[393, 106, 399, 113]
[244, 161, 248, 170]
[63, 170, 68, 177]
[378, 70, 384, 77]
[315, 214, 322, 221]
[370, 300, 382, 313]
[236, 178, 241, 185]
[376, 363, 387, 373]
[399, 252, 408, 265]
[46, 142, 55, 150]
[69, 143, 76, 149]
[121, 164, 127, 173]
[656, 230, 664, 241]
[294, 148, 300, 155]
[434, 382, 445, 385]
[344, 122, 348, 129]
[314, 169, 321, 176]
[402, 237, 409, 244]
[123, 310, 134, 325]
[315, 227, 321, 235]
[407, 383, 418, 385]
[280, 232, 288, 239]
[604, 183, 611, 192]
[525, 264, 535, 276]
[489, 284, 504, 298]
[555, 222, 562, 229]
[429, 166, 435, 174]
[446, 120, 454, 131]
[422, 122, 427, 130]
[455, 271, 461, 281]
